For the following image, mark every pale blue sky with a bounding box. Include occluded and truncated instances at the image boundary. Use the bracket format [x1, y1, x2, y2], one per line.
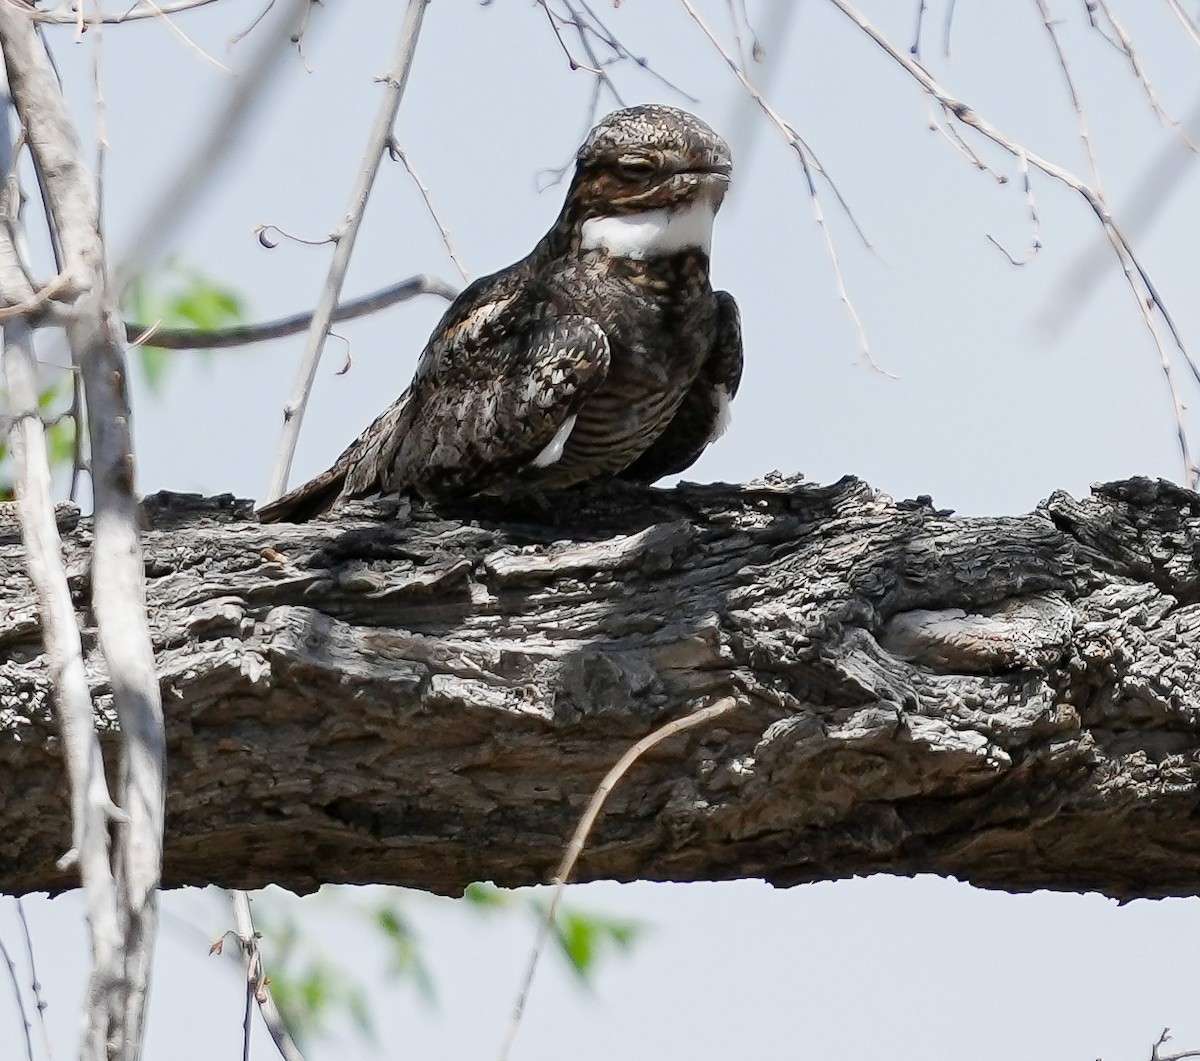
[6, 1, 1200, 1058]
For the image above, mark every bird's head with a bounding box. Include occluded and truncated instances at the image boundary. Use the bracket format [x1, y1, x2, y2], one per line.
[559, 105, 733, 261]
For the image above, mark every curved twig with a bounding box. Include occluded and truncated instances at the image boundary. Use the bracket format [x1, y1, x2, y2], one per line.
[122, 275, 457, 350]
[497, 695, 740, 1061]
[265, 0, 430, 501]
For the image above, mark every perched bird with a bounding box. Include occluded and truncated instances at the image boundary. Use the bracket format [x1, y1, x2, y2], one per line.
[258, 104, 742, 523]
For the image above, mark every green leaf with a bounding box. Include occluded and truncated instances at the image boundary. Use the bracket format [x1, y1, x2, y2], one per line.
[462, 881, 511, 909]
[530, 901, 642, 983]
[122, 261, 248, 395]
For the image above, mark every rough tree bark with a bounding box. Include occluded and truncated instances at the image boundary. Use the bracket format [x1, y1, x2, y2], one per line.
[2, 475, 1199, 902]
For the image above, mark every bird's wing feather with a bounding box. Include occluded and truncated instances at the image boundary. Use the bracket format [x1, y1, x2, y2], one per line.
[618, 289, 742, 483]
[374, 306, 611, 498]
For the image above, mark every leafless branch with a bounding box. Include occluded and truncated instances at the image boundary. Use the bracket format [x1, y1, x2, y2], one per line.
[231, 891, 306, 1061]
[113, 0, 315, 292]
[0, 48, 126, 1061]
[0, 7, 167, 1057]
[122, 274, 457, 350]
[942, 0, 959, 56]
[1, 312, 123, 1061]
[823, 0, 1200, 484]
[678, 0, 891, 375]
[1164, 0, 1200, 54]
[28, 0, 222, 25]
[1086, 0, 1196, 145]
[985, 148, 1041, 265]
[0, 268, 72, 319]
[265, 0, 430, 501]
[134, 0, 229, 71]
[13, 900, 52, 1061]
[1031, 0, 1102, 191]
[497, 694, 739, 1061]
[1152, 1027, 1200, 1061]
[386, 143, 469, 282]
[0, 931, 34, 1061]
[910, 0, 927, 58]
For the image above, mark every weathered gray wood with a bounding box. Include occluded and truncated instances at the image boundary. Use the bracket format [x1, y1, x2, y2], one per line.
[2, 475, 1199, 901]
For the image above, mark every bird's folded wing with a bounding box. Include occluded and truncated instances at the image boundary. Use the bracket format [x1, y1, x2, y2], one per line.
[378, 312, 610, 497]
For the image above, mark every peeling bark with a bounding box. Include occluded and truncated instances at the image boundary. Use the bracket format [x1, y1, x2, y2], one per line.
[2, 475, 1199, 902]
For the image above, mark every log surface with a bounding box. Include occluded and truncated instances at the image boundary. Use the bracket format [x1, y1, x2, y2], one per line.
[2, 475, 1198, 900]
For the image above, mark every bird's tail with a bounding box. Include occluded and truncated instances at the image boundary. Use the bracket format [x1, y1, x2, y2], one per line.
[256, 462, 349, 523]
[256, 388, 414, 523]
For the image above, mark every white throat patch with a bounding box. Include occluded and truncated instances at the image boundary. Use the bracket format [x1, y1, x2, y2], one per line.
[580, 199, 716, 260]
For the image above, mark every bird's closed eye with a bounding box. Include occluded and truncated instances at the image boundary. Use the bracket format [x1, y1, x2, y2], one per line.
[615, 154, 657, 179]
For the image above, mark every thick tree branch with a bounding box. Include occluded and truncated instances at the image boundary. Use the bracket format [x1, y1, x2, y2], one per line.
[2, 476, 1199, 902]
[0, 8, 164, 1058]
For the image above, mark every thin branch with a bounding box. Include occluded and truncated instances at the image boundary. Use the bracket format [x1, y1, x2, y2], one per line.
[113, 0, 314, 292]
[574, 0, 697, 101]
[133, 0, 230, 72]
[0, 44, 125, 1060]
[29, 0, 222, 26]
[910, 0, 927, 58]
[1163, 0, 1200, 54]
[985, 148, 1041, 265]
[0, 269, 72, 320]
[0, 932, 34, 1061]
[1086, 0, 1196, 146]
[942, 0, 958, 57]
[231, 891, 306, 1061]
[822, 0, 1200, 482]
[386, 145, 469, 282]
[1, 313, 123, 1061]
[122, 274, 457, 349]
[1031, 0, 1102, 193]
[0, 9, 166, 1057]
[265, 0, 430, 501]
[677, 0, 891, 375]
[14, 900, 52, 1061]
[497, 695, 740, 1061]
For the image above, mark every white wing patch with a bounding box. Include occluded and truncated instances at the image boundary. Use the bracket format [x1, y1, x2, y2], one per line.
[708, 384, 732, 442]
[531, 413, 577, 468]
[581, 199, 716, 260]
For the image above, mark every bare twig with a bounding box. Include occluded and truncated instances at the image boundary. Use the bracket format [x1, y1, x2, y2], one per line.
[14, 901, 52, 1061]
[122, 274, 456, 349]
[497, 695, 740, 1061]
[1152, 1027, 1200, 1061]
[30, 0, 222, 26]
[0, 49, 125, 1061]
[942, 0, 958, 56]
[1031, 0, 1102, 192]
[1164, 0, 1200, 54]
[678, 0, 891, 375]
[386, 144, 469, 282]
[113, 0, 314, 292]
[910, 0, 927, 58]
[1, 312, 123, 1061]
[0, 931, 34, 1061]
[1041, 90, 1200, 334]
[575, 0, 696, 101]
[0, 9, 167, 1057]
[0, 268, 72, 319]
[231, 891, 305, 1061]
[822, 0, 1200, 483]
[265, 0, 430, 501]
[985, 148, 1041, 265]
[1086, 0, 1197, 146]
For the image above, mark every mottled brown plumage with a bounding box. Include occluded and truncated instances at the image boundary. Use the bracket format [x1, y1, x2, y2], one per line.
[258, 104, 743, 523]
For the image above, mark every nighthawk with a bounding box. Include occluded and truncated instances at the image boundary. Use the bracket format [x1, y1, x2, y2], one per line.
[258, 104, 743, 522]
